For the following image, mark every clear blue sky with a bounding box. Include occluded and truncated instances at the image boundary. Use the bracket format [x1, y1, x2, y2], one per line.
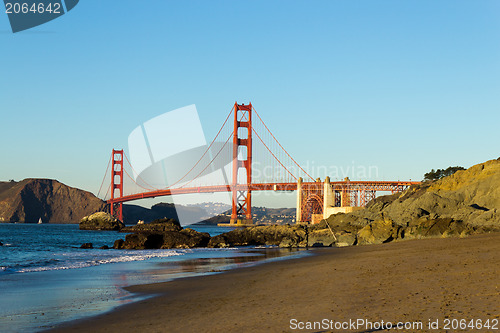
[1, 1, 499, 206]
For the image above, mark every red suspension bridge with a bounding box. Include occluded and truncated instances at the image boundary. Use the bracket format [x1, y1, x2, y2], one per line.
[99, 102, 418, 225]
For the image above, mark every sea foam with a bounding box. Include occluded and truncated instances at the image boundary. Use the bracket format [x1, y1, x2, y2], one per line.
[15, 249, 186, 273]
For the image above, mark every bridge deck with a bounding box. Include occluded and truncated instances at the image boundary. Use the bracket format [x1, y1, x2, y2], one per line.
[107, 181, 419, 204]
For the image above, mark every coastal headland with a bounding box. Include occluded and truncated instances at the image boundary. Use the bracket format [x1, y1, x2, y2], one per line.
[46, 232, 500, 333]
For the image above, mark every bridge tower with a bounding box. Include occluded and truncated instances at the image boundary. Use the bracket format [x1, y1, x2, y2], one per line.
[110, 149, 124, 222]
[230, 102, 253, 225]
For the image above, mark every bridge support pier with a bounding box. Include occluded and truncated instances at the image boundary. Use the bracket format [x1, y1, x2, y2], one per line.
[323, 176, 334, 218]
[296, 177, 303, 223]
[230, 102, 253, 225]
[110, 149, 124, 222]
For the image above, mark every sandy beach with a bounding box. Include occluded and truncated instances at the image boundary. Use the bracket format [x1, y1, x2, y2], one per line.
[47, 233, 500, 333]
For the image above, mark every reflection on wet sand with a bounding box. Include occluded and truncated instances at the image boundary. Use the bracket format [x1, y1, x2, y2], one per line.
[145, 248, 309, 278]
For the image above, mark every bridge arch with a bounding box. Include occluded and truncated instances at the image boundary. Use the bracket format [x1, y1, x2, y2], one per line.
[300, 193, 323, 223]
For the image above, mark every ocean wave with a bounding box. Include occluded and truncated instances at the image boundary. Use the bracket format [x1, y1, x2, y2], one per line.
[16, 250, 186, 273]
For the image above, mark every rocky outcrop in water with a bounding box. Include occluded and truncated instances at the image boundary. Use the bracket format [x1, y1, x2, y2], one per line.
[113, 228, 210, 250]
[0, 179, 105, 223]
[113, 218, 210, 249]
[114, 223, 340, 249]
[79, 212, 125, 231]
[208, 225, 308, 248]
[120, 218, 181, 233]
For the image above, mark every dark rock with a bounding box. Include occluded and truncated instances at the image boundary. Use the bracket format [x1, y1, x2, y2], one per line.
[470, 204, 488, 211]
[99, 245, 110, 249]
[113, 228, 210, 250]
[121, 218, 181, 233]
[113, 239, 125, 249]
[120, 233, 164, 249]
[80, 243, 93, 249]
[162, 229, 210, 249]
[0, 241, 3, 246]
[80, 212, 125, 231]
[208, 225, 307, 248]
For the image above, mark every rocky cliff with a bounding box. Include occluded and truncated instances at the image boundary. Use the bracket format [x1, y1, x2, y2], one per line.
[311, 158, 500, 245]
[0, 179, 105, 223]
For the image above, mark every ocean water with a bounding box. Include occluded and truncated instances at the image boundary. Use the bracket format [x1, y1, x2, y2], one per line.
[0, 224, 308, 333]
[0, 224, 235, 275]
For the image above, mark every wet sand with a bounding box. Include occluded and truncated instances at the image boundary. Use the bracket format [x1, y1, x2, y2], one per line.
[47, 233, 500, 332]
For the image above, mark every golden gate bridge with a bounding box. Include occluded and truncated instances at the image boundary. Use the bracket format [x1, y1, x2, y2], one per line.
[98, 102, 418, 225]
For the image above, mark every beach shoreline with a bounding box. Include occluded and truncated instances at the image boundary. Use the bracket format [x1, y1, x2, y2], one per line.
[45, 232, 500, 333]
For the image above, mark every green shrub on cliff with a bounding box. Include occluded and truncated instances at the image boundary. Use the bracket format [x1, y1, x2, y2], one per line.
[424, 166, 465, 181]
